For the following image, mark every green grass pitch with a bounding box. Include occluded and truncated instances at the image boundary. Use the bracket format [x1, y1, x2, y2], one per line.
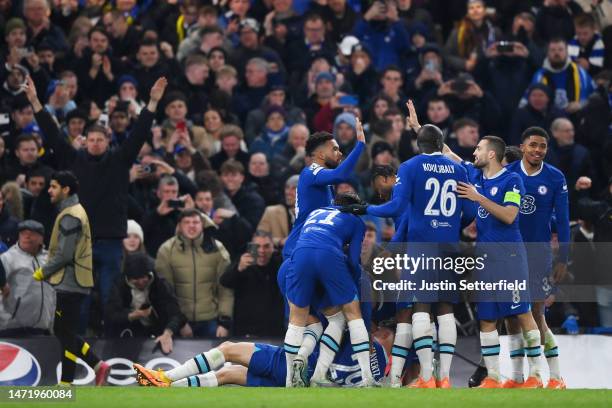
[10, 387, 612, 408]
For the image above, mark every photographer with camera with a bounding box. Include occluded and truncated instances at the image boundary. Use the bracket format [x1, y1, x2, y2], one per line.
[142, 175, 195, 257]
[220, 230, 284, 337]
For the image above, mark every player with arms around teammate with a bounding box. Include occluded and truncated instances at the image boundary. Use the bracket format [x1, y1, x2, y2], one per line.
[344, 119, 475, 388]
[284, 192, 375, 387]
[133, 323, 393, 388]
[502, 127, 569, 389]
[280, 123, 366, 386]
[450, 136, 543, 388]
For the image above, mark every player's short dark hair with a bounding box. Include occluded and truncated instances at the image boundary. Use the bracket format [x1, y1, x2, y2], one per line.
[521, 126, 550, 143]
[371, 165, 396, 181]
[15, 133, 39, 149]
[51, 170, 79, 195]
[482, 135, 506, 163]
[417, 124, 444, 154]
[504, 146, 523, 164]
[334, 191, 363, 207]
[305, 131, 333, 156]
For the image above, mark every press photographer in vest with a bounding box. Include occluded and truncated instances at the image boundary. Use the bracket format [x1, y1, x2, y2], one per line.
[32, 170, 110, 386]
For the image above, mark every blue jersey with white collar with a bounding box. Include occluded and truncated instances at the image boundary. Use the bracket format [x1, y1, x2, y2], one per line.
[367, 153, 474, 242]
[464, 164, 525, 243]
[282, 142, 365, 258]
[505, 160, 570, 262]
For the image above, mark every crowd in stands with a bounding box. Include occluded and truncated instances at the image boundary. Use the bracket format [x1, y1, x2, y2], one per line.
[0, 0, 611, 345]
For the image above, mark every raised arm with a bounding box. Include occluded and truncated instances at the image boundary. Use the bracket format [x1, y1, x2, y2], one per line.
[24, 76, 76, 165]
[312, 117, 366, 185]
[119, 77, 168, 164]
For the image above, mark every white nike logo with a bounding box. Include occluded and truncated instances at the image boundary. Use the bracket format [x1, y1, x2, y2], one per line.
[475, 184, 481, 188]
[511, 305, 520, 310]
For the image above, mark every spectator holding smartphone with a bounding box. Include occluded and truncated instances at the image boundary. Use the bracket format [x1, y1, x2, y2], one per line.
[142, 175, 195, 257]
[106, 252, 187, 353]
[220, 230, 284, 337]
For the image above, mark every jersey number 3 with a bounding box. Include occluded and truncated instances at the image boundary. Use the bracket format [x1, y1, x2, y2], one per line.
[424, 178, 457, 217]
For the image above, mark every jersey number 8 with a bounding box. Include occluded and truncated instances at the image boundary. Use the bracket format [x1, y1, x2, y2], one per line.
[424, 178, 457, 217]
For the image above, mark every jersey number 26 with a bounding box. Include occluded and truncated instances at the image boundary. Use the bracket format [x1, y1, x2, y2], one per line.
[424, 178, 457, 217]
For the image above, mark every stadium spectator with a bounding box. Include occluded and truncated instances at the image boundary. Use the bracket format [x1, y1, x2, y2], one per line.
[257, 174, 297, 247]
[175, 54, 212, 124]
[23, 0, 69, 52]
[508, 83, 566, 145]
[569, 13, 606, 76]
[249, 105, 290, 160]
[161, 91, 211, 155]
[547, 117, 596, 217]
[423, 96, 452, 140]
[536, 0, 584, 43]
[244, 85, 305, 144]
[247, 152, 282, 206]
[353, 0, 411, 71]
[4, 133, 52, 186]
[106, 252, 187, 353]
[287, 14, 336, 83]
[220, 230, 284, 337]
[447, 118, 480, 162]
[304, 71, 341, 132]
[343, 43, 379, 106]
[102, 10, 140, 61]
[220, 159, 265, 236]
[0, 189, 18, 248]
[142, 175, 196, 258]
[209, 125, 251, 171]
[279, 123, 309, 174]
[334, 112, 370, 173]
[23, 75, 168, 310]
[0, 220, 53, 336]
[377, 66, 409, 115]
[443, 0, 500, 76]
[524, 37, 595, 113]
[155, 209, 233, 338]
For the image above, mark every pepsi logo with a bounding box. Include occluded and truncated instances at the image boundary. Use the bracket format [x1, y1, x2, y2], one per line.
[0, 342, 41, 386]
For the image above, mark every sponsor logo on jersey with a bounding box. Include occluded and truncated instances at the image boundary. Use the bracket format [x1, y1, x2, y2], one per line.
[0, 342, 41, 386]
[520, 195, 536, 215]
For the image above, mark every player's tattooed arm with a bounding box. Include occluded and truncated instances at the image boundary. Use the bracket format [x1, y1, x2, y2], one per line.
[456, 182, 519, 225]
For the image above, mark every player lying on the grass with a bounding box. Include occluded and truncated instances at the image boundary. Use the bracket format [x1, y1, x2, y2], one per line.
[285, 191, 376, 387]
[133, 324, 392, 388]
[279, 122, 366, 386]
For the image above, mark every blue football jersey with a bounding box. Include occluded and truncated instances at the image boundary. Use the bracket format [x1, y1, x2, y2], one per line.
[506, 160, 570, 261]
[282, 142, 365, 258]
[295, 206, 365, 275]
[326, 339, 388, 387]
[464, 164, 525, 243]
[367, 153, 474, 242]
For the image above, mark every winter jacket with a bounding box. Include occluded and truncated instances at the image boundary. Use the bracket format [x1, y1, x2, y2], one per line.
[155, 216, 233, 323]
[0, 244, 54, 332]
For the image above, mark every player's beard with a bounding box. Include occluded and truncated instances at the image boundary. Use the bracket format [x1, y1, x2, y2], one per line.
[324, 158, 340, 169]
[473, 158, 487, 169]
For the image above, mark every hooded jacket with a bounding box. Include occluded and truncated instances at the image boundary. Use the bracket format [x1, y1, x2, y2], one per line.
[155, 215, 233, 323]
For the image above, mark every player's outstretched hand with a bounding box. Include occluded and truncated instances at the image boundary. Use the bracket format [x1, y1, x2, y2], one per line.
[355, 116, 366, 143]
[339, 204, 368, 215]
[406, 99, 421, 131]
